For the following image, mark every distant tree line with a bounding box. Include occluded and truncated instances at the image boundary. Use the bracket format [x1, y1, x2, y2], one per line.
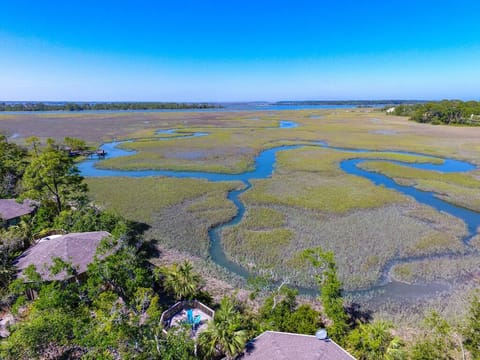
[387, 100, 480, 125]
[0, 102, 220, 112]
[275, 100, 427, 106]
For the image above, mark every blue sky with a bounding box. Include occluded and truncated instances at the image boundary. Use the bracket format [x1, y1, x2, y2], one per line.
[1, 0, 479, 101]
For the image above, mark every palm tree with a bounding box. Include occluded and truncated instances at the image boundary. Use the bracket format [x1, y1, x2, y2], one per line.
[347, 320, 406, 360]
[198, 297, 248, 360]
[385, 337, 407, 360]
[160, 261, 203, 300]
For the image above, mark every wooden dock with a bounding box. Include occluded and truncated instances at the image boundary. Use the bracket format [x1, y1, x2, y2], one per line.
[64, 148, 107, 158]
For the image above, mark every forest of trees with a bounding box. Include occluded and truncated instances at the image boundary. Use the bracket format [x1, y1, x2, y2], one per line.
[387, 100, 480, 125]
[275, 100, 426, 106]
[0, 102, 220, 112]
[0, 135, 479, 359]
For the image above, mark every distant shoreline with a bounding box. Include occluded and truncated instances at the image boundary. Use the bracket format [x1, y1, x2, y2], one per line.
[0, 100, 425, 113]
[273, 100, 429, 106]
[0, 102, 221, 112]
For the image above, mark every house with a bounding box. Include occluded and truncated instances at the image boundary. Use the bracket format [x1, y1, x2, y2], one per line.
[241, 331, 355, 360]
[14, 231, 111, 281]
[0, 199, 37, 228]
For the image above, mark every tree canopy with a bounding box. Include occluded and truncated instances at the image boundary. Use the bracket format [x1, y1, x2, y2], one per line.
[22, 139, 87, 216]
[388, 100, 480, 125]
[0, 102, 219, 112]
[302, 247, 350, 343]
[0, 135, 28, 198]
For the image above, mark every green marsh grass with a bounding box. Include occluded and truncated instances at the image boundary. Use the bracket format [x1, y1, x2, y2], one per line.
[222, 227, 293, 269]
[8, 108, 480, 318]
[243, 174, 405, 213]
[391, 254, 480, 283]
[221, 202, 466, 290]
[220, 147, 468, 289]
[359, 161, 480, 211]
[86, 177, 241, 255]
[80, 112, 476, 293]
[241, 207, 285, 230]
[241, 147, 422, 213]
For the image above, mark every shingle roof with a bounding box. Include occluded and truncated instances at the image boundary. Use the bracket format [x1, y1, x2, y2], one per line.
[14, 231, 111, 281]
[242, 331, 356, 360]
[0, 199, 36, 221]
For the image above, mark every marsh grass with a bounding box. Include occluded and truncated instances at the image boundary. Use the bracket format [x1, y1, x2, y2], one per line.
[86, 177, 239, 220]
[360, 161, 480, 211]
[241, 207, 285, 230]
[222, 227, 293, 268]
[360, 161, 480, 187]
[403, 232, 465, 257]
[98, 128, 258, 173]
[3, 109, 480, 163]
[11, 108, 480, 323]
[277, 147, 443, 176]
[470, 234, 480, 248]
[87, 143, 471, 291]
[242, 174, 403, 213]
[86, 177, 241, 255]
[221, 202, 466, 290]
[36, 108, 474, 176]
[391, 254, 480, 283]
[241, 147, 415, 213]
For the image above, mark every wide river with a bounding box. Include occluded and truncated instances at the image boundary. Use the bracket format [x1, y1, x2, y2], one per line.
[79, 121, 480, 302]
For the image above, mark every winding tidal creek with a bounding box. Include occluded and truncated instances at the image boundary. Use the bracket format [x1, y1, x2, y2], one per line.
[79, 122, 480, 302]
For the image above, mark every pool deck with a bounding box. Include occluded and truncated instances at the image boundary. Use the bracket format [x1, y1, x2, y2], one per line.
[168, 307, 213, 336]
[160, 300, 215, 338]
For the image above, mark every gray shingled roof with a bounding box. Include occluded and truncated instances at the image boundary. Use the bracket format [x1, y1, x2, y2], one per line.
[15, 231, 111, 281]
[242, 331, 356, 360]
[0, 199, 36, 221]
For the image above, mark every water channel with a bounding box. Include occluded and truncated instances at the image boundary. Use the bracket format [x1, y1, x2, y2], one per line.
[78, 122, 480, 301]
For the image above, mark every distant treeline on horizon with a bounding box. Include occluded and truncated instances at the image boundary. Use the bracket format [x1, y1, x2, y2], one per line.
[274, 100, 428, 106]
[0, 102, 220, 112]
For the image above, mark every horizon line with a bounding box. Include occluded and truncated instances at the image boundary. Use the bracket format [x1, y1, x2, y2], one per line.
[2, 99, 473, 104]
